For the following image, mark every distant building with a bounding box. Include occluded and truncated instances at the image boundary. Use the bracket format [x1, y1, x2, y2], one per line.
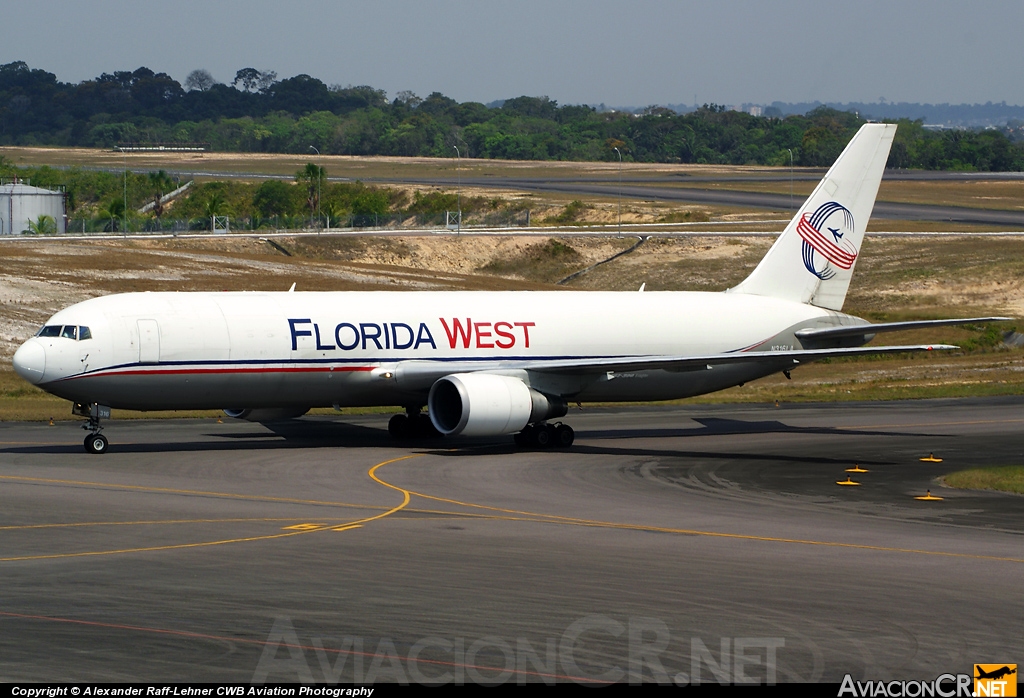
[729, 105, 764, 117]
[0, 181, 67, 235]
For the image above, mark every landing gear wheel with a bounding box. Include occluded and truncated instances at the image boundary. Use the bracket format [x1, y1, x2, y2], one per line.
[533, 424, 553, 448]
[388, 414, 410, 439]
[389, 412, 441, 440]
[84, 433, 108, 454]
[554, 424, 575, 448]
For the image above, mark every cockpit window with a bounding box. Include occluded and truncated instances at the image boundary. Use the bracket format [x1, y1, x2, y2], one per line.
[36, 325, 92, 340]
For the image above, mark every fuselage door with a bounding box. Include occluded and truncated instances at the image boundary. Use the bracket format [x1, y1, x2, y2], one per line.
[138, 319, 161, 363]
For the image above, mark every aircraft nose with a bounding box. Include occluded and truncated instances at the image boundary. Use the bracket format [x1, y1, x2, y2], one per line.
[13, 340, 46, 384]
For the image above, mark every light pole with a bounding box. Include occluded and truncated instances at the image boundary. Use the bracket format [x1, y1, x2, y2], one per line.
[787, 148, 794, 211]
[613, 147, 622, 238]
[309, 146, 321, 232]
[452, 145, 461, 235]
[118, 146, 127, 235]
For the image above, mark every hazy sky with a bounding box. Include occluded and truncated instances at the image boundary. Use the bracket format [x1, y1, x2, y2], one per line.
[3, 0, 1022, 107]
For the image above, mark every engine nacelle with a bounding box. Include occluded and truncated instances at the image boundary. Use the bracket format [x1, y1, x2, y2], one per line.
[222, 407, 310, 422]
[428, 373, 567, 437]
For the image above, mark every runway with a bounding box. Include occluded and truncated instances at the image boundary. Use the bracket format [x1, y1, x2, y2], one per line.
[1, 398, 1022, 684]
[426, 177, 1024, 227]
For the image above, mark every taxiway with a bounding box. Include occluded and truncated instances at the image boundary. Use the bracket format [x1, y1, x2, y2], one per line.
[1, 398, 1022, 683]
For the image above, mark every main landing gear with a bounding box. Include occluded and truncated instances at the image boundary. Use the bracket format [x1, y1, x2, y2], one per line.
[514, 422, 574, 449]
[74, 402, 110, 454]
[388, 406, 441, 440]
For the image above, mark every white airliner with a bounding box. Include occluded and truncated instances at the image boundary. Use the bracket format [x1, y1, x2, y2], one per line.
[12, 124, 1007, 453]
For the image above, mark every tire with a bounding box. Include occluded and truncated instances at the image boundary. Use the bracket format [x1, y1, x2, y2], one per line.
[555, 424, 575, 448]
[84, 433, 108, 454]
[388, 414, 409, 439]
[533, 424, 553, 448]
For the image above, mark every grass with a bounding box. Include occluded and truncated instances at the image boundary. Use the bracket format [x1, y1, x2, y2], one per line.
[680, 348, 1024, 404]
[0, 145, 793, 181]
[544, 200, 590, 225]
[658, 210, 712, 223]
[478, 238, 587, 282]
[943, 466, 1024, 495]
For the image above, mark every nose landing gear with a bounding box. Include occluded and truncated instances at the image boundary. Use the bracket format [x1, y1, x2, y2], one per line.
[73, 402, 111, 454]
[84, 432, 108, 455]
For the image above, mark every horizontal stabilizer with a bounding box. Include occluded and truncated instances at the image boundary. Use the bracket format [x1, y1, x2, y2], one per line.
[794, 317, 1012, 340]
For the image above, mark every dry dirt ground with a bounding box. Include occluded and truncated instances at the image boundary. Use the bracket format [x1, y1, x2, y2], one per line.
[1, 233, 1021, 419]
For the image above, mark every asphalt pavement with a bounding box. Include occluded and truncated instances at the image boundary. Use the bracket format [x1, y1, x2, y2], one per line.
[1, 398, 1022, 684]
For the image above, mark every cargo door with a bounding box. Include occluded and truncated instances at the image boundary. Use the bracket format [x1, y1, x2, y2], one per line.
[137, 319, 161, 363]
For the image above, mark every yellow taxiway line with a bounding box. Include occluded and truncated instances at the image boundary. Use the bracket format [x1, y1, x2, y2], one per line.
[0, 455, 420, 562]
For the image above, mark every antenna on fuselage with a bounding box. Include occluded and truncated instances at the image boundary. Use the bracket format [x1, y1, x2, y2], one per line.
[288, 283, 296, 292]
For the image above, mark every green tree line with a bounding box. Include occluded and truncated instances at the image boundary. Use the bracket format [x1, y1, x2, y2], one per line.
[0, 156, 529, 232]
[2, 61, 1023, 170]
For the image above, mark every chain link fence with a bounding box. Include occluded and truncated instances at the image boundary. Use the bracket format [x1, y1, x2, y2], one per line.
[60, 209, 532, 235]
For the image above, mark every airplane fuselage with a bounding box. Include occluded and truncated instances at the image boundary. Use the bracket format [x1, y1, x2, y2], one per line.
[16, 290, 848, 411]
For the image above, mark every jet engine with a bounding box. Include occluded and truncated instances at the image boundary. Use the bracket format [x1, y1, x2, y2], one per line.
[222, 407, 310, 422]
[427, 373, 567, 437]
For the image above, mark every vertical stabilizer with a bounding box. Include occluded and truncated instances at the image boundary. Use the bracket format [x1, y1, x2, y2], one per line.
[727, 123, 896, 310]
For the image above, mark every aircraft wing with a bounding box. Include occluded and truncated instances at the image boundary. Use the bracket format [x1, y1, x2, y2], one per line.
[794, 317, 1011, 341]
[522, 344, 957, 374]
[393, 344, 957, 384]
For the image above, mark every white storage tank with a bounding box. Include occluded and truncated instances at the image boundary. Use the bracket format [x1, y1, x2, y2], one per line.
[0, 181, 67, 235]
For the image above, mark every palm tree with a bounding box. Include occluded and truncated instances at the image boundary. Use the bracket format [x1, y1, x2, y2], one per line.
[95, 199, 125, 232]
[295, 163, 325, 225]
[24, 214, 57, 235]
[203, 192, 229, 231]
[321, 199, 345, 230]
[148, 170, 175, 222]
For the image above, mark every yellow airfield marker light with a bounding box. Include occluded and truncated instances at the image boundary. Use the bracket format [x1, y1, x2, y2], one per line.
[915, 490, 944, 501]
[217, 416, 223, 424]
[845, 464, 869, 473]
[49, 417, 54, 426]
[920, 453, 943, 463]
[837, 476, 861, 486]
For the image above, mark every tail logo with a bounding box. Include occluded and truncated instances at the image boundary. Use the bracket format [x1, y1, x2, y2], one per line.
[798, 201, 857, 280]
